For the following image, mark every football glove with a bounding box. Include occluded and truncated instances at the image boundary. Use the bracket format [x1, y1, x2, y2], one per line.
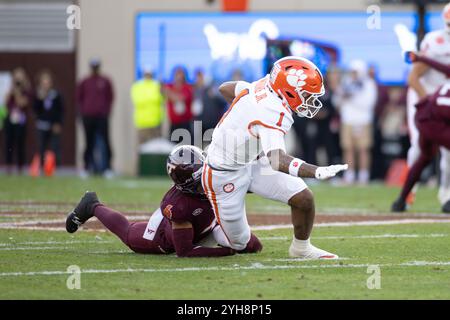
[315, 164, 348, 180]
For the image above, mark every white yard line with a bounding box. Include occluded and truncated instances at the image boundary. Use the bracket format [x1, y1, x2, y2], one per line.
[259, 233, 448, 241]
[0, 226, 83, 232]
[0, 233, 445, 251]
[0, 216, 149, 227]
[0, 246, 70, 251]
[0, 261, 449, 277]
[0, 240, 111, 247]
[252, 219, 450, 231]
[0, 218, 449, 232]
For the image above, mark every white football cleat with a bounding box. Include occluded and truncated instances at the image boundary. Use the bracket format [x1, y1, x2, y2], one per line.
[289, 243, 339, 260]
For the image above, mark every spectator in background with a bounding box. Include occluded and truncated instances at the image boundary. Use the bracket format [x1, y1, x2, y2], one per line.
[33, 70, 64, 168]
[368, 65, 390, 181]
[4, 68, 31, 174]
[131, 66, 164, 144]
[308, 67, 341, 166]
[76, 58, 114, 178]
[164, 66, 193, 144]
[335, 60, 377, 185]
[193, 69, 226, 148]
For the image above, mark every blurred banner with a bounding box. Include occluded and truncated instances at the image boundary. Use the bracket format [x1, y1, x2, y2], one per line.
[136, 11, 443, 85]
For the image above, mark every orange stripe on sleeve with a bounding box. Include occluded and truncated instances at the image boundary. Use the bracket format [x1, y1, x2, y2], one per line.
[247, 120, 287, 138]
[217, 88, 249, 127]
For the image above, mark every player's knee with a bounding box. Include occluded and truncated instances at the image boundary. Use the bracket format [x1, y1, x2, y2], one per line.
[226, 231, 254, 252]
[289, 188, 314, 212]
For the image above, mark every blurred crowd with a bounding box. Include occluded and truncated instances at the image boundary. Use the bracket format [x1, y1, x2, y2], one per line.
[129, 59, 410, 185]
[0, 68, 64, 175]
[0, 58, 410, 183]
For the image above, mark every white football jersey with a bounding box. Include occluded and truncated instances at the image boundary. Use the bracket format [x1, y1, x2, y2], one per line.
[420, 29, 450, 93]
[207, 76, 294, 170]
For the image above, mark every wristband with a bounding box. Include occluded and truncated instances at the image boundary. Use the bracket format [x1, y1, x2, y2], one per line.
[288, 158, 304, 177]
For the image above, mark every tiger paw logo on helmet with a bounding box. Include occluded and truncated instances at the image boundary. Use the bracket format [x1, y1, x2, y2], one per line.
[286, 69, 307, 89]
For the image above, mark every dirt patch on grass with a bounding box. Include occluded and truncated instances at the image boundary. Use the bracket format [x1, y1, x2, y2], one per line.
[1, 206, 449, 231]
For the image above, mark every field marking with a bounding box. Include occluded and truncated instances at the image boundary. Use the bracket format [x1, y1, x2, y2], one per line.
[0, 216, 149, 228]
[252, 219, 450, 231]
[0, 261, 449, 277]
[0, 246, 72, 251]
[0, 226, 87, 232]
[0, 240, 112, 247]
[0, 218, 449, 232]
[259, 233, 448, 241]
[0, 233, 445, 252]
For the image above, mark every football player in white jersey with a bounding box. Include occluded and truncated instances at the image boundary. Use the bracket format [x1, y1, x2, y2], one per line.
[407, 3, 450, 212]
[202, 56, 348, 259]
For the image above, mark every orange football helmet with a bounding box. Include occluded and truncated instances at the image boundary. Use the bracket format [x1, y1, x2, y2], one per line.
[268, 56, 325, 118]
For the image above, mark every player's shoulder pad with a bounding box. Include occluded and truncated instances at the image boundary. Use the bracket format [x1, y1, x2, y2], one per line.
[160, 187, 191, 222]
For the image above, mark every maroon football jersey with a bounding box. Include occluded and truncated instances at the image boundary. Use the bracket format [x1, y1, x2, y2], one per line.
[160, 186, 217, 244]
[416, 83, 450, 122]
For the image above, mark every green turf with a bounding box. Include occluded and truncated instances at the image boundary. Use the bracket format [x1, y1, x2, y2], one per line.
[0, 224, 449, 299]
[0, 176, 443, 213]
[0, 176, 449, 299]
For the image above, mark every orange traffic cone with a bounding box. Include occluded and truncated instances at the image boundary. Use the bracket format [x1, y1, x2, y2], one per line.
[29, 154, 41, 177]
[43, 151, 56, 177]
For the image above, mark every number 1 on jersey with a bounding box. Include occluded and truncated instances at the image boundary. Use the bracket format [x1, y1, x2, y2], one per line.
[276, 112, 285, 127]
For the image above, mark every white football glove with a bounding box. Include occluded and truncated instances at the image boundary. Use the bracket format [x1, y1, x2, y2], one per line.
[315, 164, 348, 180]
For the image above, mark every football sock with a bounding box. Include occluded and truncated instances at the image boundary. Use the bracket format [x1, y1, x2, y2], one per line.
[94, 205, 130, 244]
[292, 236, 311, 251]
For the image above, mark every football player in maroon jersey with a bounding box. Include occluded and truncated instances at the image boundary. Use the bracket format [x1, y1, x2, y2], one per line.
[66, 145, 262, 257]
[392, 52, 450, 212]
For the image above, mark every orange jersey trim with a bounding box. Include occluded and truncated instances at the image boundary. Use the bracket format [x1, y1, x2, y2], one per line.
[207, 166, 221, 225]
[217, 88, 249, 127]
[203, 165, 233, 246]
[247, 120, 287, 138]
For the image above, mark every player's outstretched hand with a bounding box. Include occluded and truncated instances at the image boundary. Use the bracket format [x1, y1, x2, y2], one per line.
[315, 164, 348, 180]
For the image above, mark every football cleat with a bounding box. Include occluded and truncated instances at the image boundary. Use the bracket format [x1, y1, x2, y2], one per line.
[391, 199, 407, 212]
[66, 191, 100, 233]
[289, 243, 339, 260]
[441, 200, 450, 214]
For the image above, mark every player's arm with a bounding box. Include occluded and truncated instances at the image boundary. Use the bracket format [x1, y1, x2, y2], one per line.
[266, 149, 347, 180]
[257, 126, 347, 180]
[219, 81, 250, 104]
[408, 52, 450, 77]
[408, 61, 429, 99]
[171, 221, 235, 257]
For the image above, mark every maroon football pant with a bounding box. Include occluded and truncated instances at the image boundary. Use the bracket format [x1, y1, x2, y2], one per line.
[399, 119, 446, 202]
[94, 205, 165, 254]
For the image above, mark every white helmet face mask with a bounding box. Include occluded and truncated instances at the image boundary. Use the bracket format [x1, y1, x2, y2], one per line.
[294, 87, 325, 118]
[277, 87, 324, 119]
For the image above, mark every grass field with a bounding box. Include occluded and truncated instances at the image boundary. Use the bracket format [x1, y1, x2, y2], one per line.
[1, 176, 449, 299]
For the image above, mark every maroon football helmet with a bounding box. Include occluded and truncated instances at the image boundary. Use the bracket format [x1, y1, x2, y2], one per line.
[167, 145, 206, 194]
